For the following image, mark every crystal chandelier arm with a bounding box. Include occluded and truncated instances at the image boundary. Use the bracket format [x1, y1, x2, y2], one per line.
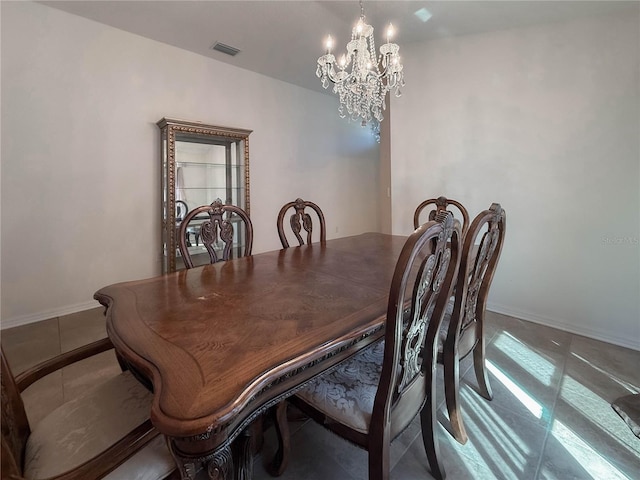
[316, 0, 405, 129]
[317, 54, 354, 86]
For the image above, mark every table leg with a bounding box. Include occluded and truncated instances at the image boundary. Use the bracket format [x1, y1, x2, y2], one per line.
[167, 437, 197, 480]
[207, 446, 234, 480]
[169, 453, 197, 480]
[167, 423, 259, 480]
[168, 438, 234, 480]
[233, 427, 253, 480]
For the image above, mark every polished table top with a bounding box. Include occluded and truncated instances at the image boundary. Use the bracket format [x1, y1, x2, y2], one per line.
[94, 232, 406, 463]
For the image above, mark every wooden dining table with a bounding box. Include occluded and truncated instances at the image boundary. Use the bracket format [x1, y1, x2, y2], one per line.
[94, 232, 408, 480]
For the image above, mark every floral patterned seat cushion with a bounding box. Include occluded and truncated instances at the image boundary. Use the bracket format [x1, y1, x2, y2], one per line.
[296, 340, 385, 434]
[24, 370, 175, 480]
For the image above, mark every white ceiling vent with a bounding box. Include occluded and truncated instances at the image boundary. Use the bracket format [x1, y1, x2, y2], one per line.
[211, 42, 240, 56]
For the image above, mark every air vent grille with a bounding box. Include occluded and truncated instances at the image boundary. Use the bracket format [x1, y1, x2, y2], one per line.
[211, 42, 240, 57]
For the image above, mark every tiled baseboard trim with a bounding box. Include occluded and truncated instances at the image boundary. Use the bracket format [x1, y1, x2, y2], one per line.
[1, 301, 101, 330]
[487, 302, 640, 352]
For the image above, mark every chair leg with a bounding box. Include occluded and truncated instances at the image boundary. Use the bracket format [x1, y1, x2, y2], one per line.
[472, 338, 493, 401]
[421, 384, 446, 480]
[443, 348, 468, 445]
[368, 437, 390, 480]
[251, 415, 264, 454]
[267, 401, 290, 477]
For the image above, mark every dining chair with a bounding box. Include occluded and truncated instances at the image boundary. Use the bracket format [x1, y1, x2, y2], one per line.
[175, 200, 188, 223]
[178, 198, 253, 268]
[274, 198, 327, 431]
[273, 211, 462, 480]
[439, 203, 506, 445]
[175, 199, 198, 247]
[1, 339, 177, 480]
[413, 196, 470, 236]
[277, 198, 326, 248]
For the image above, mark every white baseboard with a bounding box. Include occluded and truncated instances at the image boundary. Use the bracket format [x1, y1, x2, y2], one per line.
[487, 302, 640, 352]
[1, 300, 102, 330]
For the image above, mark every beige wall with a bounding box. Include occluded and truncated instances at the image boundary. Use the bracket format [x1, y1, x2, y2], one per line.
[378, 112, 392, 234]
[391, 12, 640, 349]
[1, 2, 381, 326]
[3, 2, 639, 351]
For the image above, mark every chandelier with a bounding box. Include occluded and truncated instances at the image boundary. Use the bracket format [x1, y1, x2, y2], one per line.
[316, 0, 404, 133]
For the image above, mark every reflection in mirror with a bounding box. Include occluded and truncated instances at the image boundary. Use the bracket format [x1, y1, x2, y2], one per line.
[157, 118, 252, 272]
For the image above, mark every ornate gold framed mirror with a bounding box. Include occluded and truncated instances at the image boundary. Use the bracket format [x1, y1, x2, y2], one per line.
[157, 118, 252, 273]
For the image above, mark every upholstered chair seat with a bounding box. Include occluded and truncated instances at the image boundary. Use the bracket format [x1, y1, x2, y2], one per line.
[24, 371, 174, 480]
[295, 341, 385, 435]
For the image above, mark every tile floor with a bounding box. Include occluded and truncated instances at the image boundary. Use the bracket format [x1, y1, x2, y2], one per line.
[2, 308, 639, 479]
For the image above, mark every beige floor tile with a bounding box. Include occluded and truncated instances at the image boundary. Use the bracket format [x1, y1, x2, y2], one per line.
[1, 318, 61, 373]
[5, 313, 640, 480]
[476, 331, 566, 428]
[540, 393, 640, 480]
[255, 420, 359, 480]
[556, 377, 640, 457]
[392, 434, 495, 480]
[395, 400, 547, 480]
[496, 317, 572, 360]
[484, 310, 516, 343]
[565, 335, 640, 404]
[444, 390, 548, 475]
[59, 307, 108, 352]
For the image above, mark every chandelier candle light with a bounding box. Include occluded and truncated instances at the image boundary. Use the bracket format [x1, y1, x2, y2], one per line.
[316, 0, 404, 131]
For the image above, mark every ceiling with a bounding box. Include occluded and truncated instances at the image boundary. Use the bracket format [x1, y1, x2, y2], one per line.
[41, 1, 637, 95]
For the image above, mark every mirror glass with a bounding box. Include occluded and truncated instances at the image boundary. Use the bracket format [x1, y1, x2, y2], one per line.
[158, 118, 252, 272]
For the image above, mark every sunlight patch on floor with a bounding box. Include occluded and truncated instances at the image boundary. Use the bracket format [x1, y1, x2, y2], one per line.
[488, 333, 634, 479]
[559, 375, 640, 456]
[450, 393, 523, 478]
[493, 331, 557, 386]
[486, 360, 544, 419]
[549, 420, 632, 480]
[461, 387, 531, 462]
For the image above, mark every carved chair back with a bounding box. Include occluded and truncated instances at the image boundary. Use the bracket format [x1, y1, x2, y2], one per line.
[1, 349, 31, 478]
[446, 203, 506, 360]
[277, 198, 326, 248]
[441, 203, 506, 444]
[413, 196, 470, 236]
[175, 200, 188, 222]
[373, 211, 461, 475]
[178, 199, 253, 269]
